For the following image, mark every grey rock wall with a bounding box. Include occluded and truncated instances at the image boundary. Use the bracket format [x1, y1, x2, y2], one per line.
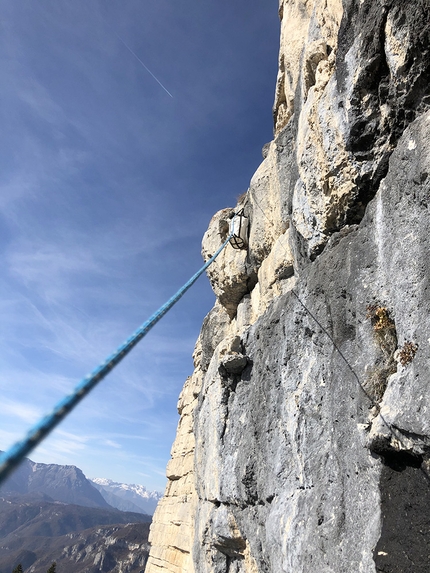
[146, 1, 430, 571]
[193, 114, 430, 573]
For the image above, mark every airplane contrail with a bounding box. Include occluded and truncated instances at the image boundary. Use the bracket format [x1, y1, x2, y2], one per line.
[115, 32, 174, 98]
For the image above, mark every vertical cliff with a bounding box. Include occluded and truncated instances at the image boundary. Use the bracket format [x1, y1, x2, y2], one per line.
[146, 1, 430, 571]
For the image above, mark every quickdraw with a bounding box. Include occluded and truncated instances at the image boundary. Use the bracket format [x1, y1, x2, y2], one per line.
[229, 208, 249, 250]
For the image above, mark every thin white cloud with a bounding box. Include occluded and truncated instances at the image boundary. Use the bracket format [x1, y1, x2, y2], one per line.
[47, 438, 87, 455]
[0, 0, 278, 493]
[91, 430, 149, 447]
[17, 78, 67, 127]
[0, 170, 37, 213]
[9, 244, 101, 282]
[0, 429, 24, 449]
[104, 439, 122, 449]
[0, 398, 43, 424]
[35, 429, 89, 460]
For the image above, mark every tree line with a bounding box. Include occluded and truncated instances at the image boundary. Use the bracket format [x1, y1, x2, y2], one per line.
[12, 564, 56, 573]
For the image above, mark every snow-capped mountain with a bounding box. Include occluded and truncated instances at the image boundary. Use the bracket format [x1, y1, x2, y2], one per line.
[91, 478, 163, 516]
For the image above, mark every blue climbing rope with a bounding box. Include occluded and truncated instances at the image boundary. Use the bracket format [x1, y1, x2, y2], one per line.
[0, 232, 233, 485]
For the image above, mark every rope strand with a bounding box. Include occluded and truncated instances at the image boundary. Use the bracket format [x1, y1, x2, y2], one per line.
[0, 232, 233, 486]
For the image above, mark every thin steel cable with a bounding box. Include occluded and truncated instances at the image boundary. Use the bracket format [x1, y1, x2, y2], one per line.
[248, 189, 377, 401]
[248, 188, 429, 476]
[0, 232, 233, 486]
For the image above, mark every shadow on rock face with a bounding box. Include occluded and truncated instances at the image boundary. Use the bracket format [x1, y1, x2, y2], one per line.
[374, 455, 430, 573]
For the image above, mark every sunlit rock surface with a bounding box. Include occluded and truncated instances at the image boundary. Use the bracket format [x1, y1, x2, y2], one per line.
[146, 1, 430, 571]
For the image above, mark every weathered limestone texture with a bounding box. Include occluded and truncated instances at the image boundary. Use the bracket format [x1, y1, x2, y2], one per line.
[274, 0, 343, 133]
[146, 1, 430, 572]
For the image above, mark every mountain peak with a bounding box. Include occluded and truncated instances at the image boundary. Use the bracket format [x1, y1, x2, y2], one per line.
[90, 478, 162, 515]
[0, 454, 111, 509]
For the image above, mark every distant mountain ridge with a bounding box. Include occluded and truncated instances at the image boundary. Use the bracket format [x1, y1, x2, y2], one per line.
[0, 451, 110, 509]
[0, 494, 150, 573]
[0, 453, 157, 570]
[91, 477, 162, 516]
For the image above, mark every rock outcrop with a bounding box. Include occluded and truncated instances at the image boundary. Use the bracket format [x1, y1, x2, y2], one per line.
[146, 1, 430, 572]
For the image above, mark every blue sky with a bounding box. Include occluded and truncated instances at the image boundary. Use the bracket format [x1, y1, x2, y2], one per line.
[0, 0, 279, 492]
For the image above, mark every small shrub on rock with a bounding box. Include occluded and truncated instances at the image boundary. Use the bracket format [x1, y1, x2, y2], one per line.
[397, 341, 418, 366]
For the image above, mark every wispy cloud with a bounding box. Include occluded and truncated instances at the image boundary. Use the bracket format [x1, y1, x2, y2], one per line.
[0, 398, 43, 424]
[0, 0, 278, 492]
[102, 433, 151, 442]
[104, 439, 122, 449]
[8, 243, 102, 295]
[0, 429, 23, 449]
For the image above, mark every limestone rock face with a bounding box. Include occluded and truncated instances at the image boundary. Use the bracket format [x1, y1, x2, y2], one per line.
[146, 1, 430, 572]
[274, 0, 343, 133]
[291, 0, 430, 257]
[201, 209, 252, 319]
